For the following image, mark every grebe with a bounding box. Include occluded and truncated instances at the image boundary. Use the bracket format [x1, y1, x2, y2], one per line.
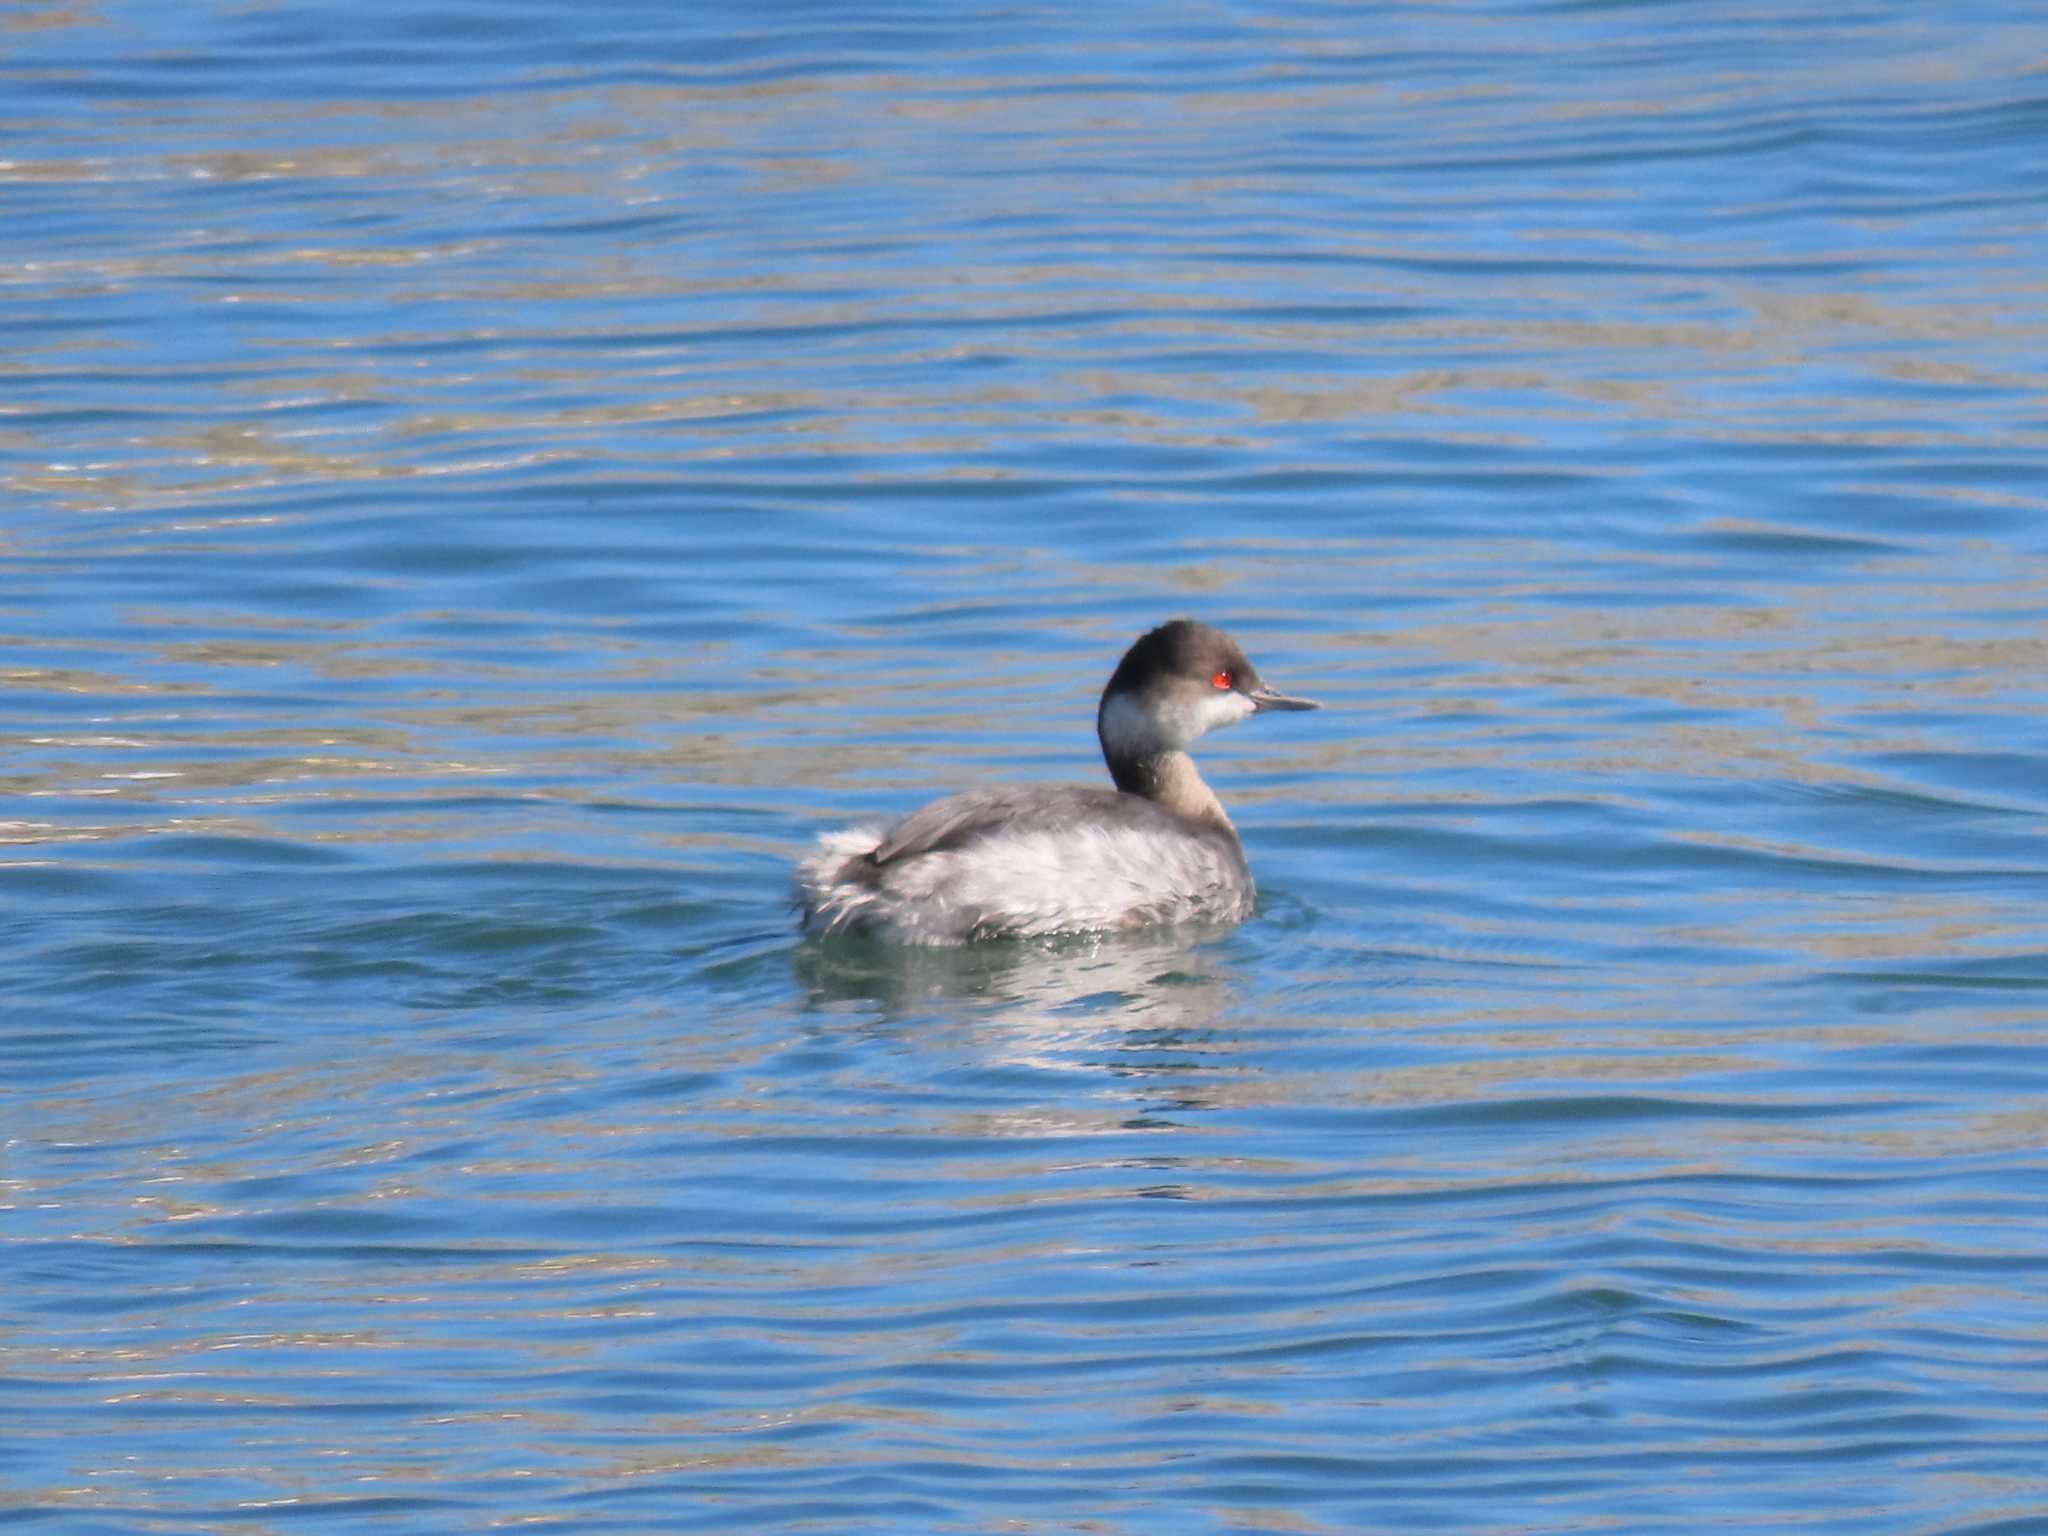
[797, 619, 1318, 944]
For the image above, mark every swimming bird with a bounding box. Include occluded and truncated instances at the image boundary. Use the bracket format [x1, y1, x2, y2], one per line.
[797, 619, 1318, 944]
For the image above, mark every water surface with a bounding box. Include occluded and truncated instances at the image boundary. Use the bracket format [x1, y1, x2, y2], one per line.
[5, 2, 2048, 1531]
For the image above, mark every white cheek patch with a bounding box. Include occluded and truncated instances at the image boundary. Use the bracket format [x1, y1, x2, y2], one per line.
[1102, 685, 1254, 755]
[1200, 688, 1257, 735]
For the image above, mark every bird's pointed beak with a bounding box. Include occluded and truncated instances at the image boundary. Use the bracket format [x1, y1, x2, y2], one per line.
[1248, 684, 1319, 712]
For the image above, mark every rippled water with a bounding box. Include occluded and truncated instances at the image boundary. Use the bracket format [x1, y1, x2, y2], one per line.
[6, 2, 2048, 1531]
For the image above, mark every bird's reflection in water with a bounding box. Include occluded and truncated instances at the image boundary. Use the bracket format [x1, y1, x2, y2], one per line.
[794, 922, 1243, 1047]
[790, 926, 1258, 1183]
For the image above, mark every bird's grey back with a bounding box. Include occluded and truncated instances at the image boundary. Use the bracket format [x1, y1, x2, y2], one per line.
[869, 784, 1206, 864]
[800, 783, 1253, 943]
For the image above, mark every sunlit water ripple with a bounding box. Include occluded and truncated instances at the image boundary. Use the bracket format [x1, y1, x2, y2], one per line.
[4, 2, 2048, 1531]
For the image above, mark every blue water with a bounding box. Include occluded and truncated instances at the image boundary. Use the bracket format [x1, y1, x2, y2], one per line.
[6, 2, 2048, 1531]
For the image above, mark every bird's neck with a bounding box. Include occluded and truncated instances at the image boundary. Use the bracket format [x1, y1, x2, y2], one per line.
[1106, 747, 1235, 837]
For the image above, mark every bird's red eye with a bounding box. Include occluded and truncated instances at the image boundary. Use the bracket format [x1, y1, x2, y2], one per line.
[1212, 670, 1233, 690]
